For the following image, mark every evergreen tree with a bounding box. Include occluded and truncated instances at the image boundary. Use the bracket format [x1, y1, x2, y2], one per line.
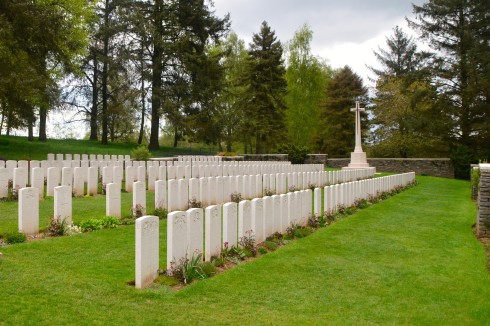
[315, 66, 367, 157]
[409, 0, 490, 174]
[245, 21, 288, 154]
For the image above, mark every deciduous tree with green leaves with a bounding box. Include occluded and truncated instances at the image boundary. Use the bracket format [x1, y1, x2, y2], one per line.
[285, 24, 332, 148]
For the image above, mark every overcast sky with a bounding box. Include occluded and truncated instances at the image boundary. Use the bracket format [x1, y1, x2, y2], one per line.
[213, 0, 426, 88]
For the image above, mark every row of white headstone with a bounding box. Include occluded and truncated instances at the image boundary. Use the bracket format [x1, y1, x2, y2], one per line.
[1, 162, 374, 201]
[14, 167, 376, 236]
[160, 169, 376, 213]
[1, 159, 323, 183]
[46, 153, 130, 162]
[133, 172, 416, 288]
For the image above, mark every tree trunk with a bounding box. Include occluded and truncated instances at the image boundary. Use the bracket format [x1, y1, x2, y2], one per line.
[89, 47, 99, 141]
[138, 46, 145, 145]
[27, 112, 34, 141]
[173, 126, 178, 147]
[148, 0, 163, 151]
[38, 105, 47, 141]
[0, 100, 5, 136]
[100, 0, 110, 145]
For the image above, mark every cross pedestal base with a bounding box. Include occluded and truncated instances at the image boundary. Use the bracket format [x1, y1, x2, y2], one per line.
[342, 151, 371, 170]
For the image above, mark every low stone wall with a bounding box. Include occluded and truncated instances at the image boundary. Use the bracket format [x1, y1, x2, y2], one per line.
[305, 154, 328, 165]
[477, 164, 490, 238]
[327, 158, 455, 178]
[242, 154, 288, 161]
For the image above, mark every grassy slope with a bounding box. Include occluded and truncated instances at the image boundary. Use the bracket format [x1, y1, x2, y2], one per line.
[0, 176, 489, 324]
[0, 135, 212, 161]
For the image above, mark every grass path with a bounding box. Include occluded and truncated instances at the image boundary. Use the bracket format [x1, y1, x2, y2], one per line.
[1, 176, 489, 324]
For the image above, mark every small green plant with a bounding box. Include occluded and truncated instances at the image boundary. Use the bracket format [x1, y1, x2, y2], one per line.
[4, 232, 27, 244]
[239, 230, 257, 257]
[130, 144, 152, 161]
[77, 219, 102, 232]
[200, 261, 217, 277]
[263, 241, 278, 251]
[307, 214, 326, 228]
[188, 198, 202, 208]
[100, 216, 119, 229]
[257, 247, 268, 255]
[153, 207, 168, 220]
[169, 253, 206, 284]
[231, 192, 242, 203]
[76, 216, 119, 232]
[355, 199, 369, 209]
[308, 183, 317, 191]
[47, 217, 67, 237]
[212, 256, 226, 267]
[275, 143, 309, 164]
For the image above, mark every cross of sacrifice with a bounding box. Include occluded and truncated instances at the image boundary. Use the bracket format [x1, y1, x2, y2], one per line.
[350, 101, 365, 153]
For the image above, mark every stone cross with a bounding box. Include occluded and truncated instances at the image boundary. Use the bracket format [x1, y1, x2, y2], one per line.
[350, 101, 365, 153]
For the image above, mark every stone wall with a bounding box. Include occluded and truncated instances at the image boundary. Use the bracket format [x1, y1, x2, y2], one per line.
[305, 154, 328, 165]
[477, 164, 490, 238]
[327, 158, 455, 178]
[242, 154, 289, 161]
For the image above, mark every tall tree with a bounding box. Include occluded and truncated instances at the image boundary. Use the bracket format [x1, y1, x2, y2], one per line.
[245, 21, 288, 154]
[214, 32, 249, 152]
[146, 0, 229, 150]
[368, 26, 445, 158]
[409, 0, 490, 173]
[369, 26, 430, 82]
[285, 24, 332, 148]
[315, 66, 367, 157]
[0, 0, 92, 141]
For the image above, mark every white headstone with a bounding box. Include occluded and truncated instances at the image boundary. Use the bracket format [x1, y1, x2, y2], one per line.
[155, 180, 167, 210]
[87, 167, 98, 196]
[73, 167, 84, 197]
[279, 194, 288, 233]
[167, 211, 187, 269]
[5, 160, 15, 181]
[137, 166, 146, 185]
[167, 179, 179, 212]
[113, 166, 123, 187]
[106, 183, 121, 218]
[61, 167, 73, 188]
[30, 167, 44, 199]
[263, 196, 273, 239]
[13, 167, 28, 189]
[205, 205, 222, 261]
[223, 202, 238, 248]
[147, 166, 157, 192]
[54, 185, 72, 224]
[251, 198, 264, 243]
[46, 167, 60, 196]
[238, 200, 252, 239]
[132, 181, 146, 216]
[187, 208, 204, 257]
[19, 187, 39, 235]
[135, 215, 159, 289]
[178, 178, 189, 210]
[199, 177, 209, 207]
[272, 195, 281, 234]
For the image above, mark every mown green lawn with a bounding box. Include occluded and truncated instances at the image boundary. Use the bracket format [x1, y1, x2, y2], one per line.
[0, 176, 489, 324]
